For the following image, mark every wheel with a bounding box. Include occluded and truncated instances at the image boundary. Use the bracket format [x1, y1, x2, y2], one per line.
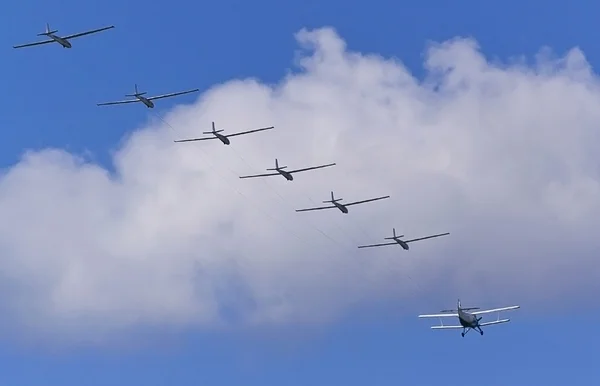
[480, 331, 484, 335]
[461, 332, 465, 337]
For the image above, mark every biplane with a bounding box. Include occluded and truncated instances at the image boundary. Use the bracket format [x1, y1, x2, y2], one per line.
[295, 191, 390, 214]
[239, 158, 336, 181]
[174, 121, 274, 145]
[357, 228, 449, 250]
[97, 84, 199, 108]
[13, 23, 114, 49]
[418, 300, 520, 337]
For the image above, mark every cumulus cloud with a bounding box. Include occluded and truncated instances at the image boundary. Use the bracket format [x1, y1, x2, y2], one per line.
[1, 27, 599, 343]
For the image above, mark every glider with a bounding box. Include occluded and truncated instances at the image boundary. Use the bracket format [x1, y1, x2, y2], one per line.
[97, 84, 199, 108]
[357, 228, 449, 250]
[295, 191, 390, 214]
[239, 158, 336, 181]
[174, 121, 274, 145]
[13, 23, 114, 49]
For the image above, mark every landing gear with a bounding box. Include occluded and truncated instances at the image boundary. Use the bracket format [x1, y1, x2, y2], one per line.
[461, 326, 484, 337]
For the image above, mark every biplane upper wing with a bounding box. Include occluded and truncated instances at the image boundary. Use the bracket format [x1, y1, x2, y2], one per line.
[471, 306, 520, 315]
[288, 163, 337, 174]
[224, 126, 275, 138]
[344, 195, 390, 206]
[357, 241, 398, 249]
[418, 312, 458, 318]
[419, 311, 459, 330]
[239, 172, 280, 179]
[147, 88, 200, 101]
[97, 99, 140, 106]
[13, 39, 55, 49]
[62, 25, 115, 40]
[295, 204, 337, 212]
[403, 232, 450, 243]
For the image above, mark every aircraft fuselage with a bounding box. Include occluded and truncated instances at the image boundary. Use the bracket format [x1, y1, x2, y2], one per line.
[214, 133, 230, 145]
[278, 170, 293, 180]
[136, 95, 154, 108]
[334, 202, 348, 213]
[49, 34, 71, 48]
[394, 238, 409, 250]
[458, 310, 479, 328]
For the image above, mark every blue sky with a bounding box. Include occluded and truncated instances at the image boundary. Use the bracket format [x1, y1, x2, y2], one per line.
[1, 0, 599, 385]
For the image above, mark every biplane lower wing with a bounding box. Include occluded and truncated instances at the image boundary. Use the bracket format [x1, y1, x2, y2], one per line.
[480, 319, 510, 326]
[429, 319, 510, 330]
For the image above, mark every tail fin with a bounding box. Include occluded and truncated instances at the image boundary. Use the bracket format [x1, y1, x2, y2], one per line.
[38, 23, 57, 35]
[384, 227, 404, 240]
[203, 121, 224, 134]
[323, 191, 341, 203]
[125, 83, 146, 97]
[267, 158, 286, 171]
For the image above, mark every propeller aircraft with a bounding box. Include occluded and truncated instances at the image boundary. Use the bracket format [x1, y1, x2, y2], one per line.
[418, 300, 520, 337]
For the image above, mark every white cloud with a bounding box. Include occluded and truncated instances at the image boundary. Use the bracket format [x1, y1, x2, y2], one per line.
[1, 27, 599, 342]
